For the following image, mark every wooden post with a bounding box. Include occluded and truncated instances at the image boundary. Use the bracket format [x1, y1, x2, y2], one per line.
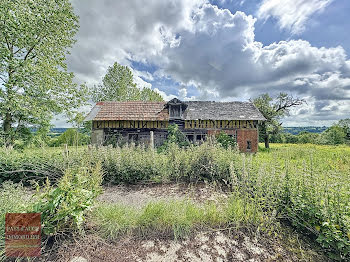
[63, 144, 69, 157]
[150, 131, 154, 149]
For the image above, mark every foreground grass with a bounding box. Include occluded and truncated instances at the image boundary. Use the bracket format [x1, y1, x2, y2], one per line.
[0, 182, 31, 261]
[91, 194, 266, 240]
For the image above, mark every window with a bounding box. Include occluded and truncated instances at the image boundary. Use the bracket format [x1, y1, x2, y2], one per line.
[170, 105, 181, 118]
[196, 134, 202, 141]
[247, 140, 252, 150]
[187, 135, 194, 142]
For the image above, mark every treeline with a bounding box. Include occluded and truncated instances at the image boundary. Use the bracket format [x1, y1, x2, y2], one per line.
[266, 119, 350, 145]
[0, 127, 91, 149]
[283, 126, 328, 135]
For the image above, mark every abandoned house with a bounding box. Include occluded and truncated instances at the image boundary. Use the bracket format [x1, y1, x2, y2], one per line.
[85, 98, 266, 152]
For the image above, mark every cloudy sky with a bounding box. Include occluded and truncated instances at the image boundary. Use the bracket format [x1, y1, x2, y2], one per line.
[58, 0, 350, 127]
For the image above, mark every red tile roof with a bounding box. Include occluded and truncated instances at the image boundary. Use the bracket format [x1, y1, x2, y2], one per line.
[90, 101, 168, 121]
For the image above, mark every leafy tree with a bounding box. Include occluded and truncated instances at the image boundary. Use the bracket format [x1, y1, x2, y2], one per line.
[317, 125, 346, 145]
[252, 93, 305, 148]
[337, 119, 350, 141]
[51, 128, 90, 147]
[0, 0, 87, 145]
[297, 131, 319, 144]
[91, 62, 163, 102]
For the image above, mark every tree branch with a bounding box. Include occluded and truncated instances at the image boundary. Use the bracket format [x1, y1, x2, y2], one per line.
[275, 98, 305, 113]
[24, 45, 36, 61]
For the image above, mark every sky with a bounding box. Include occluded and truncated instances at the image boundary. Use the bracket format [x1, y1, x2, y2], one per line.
[56, 0, 350, 127]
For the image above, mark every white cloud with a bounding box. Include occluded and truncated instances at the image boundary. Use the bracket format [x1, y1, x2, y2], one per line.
[178, 88, 187, 99]
[64, 0, 350, 127]
[154, 5, 350, 99]
[68, 0, 205, 85]
[257, 0, 334, 34]
[153, 88, 177, 101]
[150, 3, 350, 124]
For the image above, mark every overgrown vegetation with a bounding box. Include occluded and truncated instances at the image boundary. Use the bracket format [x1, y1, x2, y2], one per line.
[216, 131, 237, 149]
[50, 128, 90, 147]
[269, 119, 350, 146]
[0, 143, 349, 260]
[0, 182, 31, 260]
[92, 194, 265, 240]
[31, 162, 103, 235]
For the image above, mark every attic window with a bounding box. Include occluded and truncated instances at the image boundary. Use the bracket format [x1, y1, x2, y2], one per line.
[167, 98, 186, 119]
[170, 104, 181, 118]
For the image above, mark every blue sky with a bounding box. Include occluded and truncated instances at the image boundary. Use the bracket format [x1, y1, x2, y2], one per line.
[57, 0, 350, 127]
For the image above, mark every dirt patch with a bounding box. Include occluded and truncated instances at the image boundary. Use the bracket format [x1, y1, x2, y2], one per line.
[53, 229, 326, 262]
[98, 182, 229, 207]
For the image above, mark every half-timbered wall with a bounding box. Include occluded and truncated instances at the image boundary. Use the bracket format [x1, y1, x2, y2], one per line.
[93, 120, 169, 129]
[91, 119, 259, 152]
[184, 120, 257, 129]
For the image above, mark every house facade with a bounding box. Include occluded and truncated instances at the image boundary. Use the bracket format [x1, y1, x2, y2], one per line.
[85, 98, 265, 152]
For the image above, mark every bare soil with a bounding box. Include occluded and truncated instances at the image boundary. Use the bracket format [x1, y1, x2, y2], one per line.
[39, 183, 328, 262]
[53, 228, 327, 262]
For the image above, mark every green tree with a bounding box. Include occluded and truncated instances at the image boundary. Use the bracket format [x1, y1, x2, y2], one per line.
[317, 125, 346, 145]
[0, 0, 87, 145]
[337, 119, 350, 141]
[252, 93, 305, 148]
[91, 62, 163, 102]
[297, 131, 319, 144]
[51, 128, 90, 147]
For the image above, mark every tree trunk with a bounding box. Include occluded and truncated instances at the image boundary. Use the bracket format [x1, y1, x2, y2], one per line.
[3, 113, 12, 146]
[264, 135, 270, 149]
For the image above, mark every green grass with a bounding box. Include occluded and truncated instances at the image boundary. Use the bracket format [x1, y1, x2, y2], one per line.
[0, 182, 32, 261]
[91, 194, 265, 240]
[253, 143, 350, 260]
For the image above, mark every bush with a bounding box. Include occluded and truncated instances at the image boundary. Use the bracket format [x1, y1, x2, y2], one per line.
[31, 162, 103, 235]
[0, 143, 349, 259]
[317, 125, 346, 145]
[216, 131, 236, 149]
[0, 147, 65, 185]
[158, 124, 189, 152]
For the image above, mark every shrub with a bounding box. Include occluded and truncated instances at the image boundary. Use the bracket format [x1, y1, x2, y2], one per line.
[216, 131, 236, 149]
[158, 124, 189, 152]
[317, 125, 346, 145]
[0, 147, 65, 185]
[30, 162, 103, 235]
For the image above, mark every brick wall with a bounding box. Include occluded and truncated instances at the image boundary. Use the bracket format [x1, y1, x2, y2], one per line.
[236, 129, 258, 153]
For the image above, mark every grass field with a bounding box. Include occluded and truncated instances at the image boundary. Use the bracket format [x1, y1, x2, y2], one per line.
[0, 143, 349, 260]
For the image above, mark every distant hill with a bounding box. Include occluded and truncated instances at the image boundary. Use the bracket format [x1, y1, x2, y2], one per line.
[32, 127, 328, 136]
[283, 126, 328, 135]
[50, 128, 68, 134]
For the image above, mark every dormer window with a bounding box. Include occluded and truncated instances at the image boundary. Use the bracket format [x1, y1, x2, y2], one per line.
[167, 98, 187, 120]
[170, 104, 181, 118]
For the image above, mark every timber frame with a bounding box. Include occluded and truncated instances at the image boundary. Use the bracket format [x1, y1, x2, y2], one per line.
[85, 98, 266, 152]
